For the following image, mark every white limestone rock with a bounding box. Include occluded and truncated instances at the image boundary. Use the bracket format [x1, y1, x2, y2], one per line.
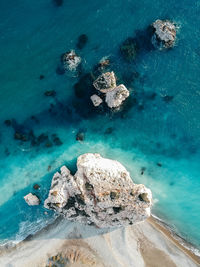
[44, 166, 81, 213]
[44, 153, 152, 228]
[105, 84, 129, 108]
[90, 94, 103, 107]
[62, 50, 81, 71]
[93, 72, 116, 93]
[24, 193, 40, 206]
[152, 19, 176, 49]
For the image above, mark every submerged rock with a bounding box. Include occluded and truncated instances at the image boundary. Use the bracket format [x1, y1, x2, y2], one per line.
[162, 95, 174, 103]
[90, 94, 103, 107]
[39, 75, 45, 80]
[44, 90, 56, 97]
[151, 20, 176, 49]
[62, 50, 81, 71]
[120, 37, 138, 61]
[52, 134, 63, 146]
[56, 65, 65, 75]
[76, 132, 85, 141]
[44, 153, 152, 228]
[33, 184, 40, 190]
[105, 84, 130, 108]
[24, 193, 40, 206]
[74, 73, 94, 98]
[4, 119, 12, 127]
[14, 131, 28, 142]
[53, 0, 63, 7]
[93, 72, 116, 93]
[76, 34, 88, 49]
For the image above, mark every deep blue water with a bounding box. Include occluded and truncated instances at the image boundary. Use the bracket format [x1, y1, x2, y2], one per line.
[0, 0, 200, 250]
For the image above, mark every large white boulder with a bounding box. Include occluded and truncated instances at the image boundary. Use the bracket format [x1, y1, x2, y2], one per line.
[105, 84, 129, 108]
[93, 72, 116, 93]
[152, 19, 176, 49]
[24, 193, 40, 206]
[44, 153, 152, 228]
[90, 94, 103, 107]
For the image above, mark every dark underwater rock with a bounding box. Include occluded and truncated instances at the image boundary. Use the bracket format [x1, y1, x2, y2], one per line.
[52, 134, 63, 146]
[45, 141, 53, 148]
[4, 148, 10, 156]
[141, 167, 146, 175]
[134, 28, 154, 51]
[121, 70, 139, 87]
[145, 92, 157, 100]
[53, 0, 63, 7]
[74, 73, 94, 98]
[30, 115, 40, 124]
[56, 65, 65, 75]
[44, 90, 56, 97]
[76, 132, 85, 141]
[162, 95, 174, 103]
[76, 34, 88, 49]
[157, 162, 162, 167]
[33, 184, 40, 190]
[120, 38, 138, 61]
[39, 75, 45, 80]
[37, 133, 48, 144]
[14, 132, 28, 142]
[4, 119, 12, 127]
[104, 127, 113, 135]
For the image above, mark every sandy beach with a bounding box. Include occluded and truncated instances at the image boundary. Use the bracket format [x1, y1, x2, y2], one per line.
[0, 215, 199, 267]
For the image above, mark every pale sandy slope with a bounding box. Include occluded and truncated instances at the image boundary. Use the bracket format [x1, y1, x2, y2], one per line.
[0, 217, 199, 267]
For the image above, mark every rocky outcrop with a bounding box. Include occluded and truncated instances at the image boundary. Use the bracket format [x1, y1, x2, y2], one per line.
[92, 71, 130, 109]
[93, 72, 116, 93]
[62, 50, 81, 71]
[90, 94, 103, 107]
[24, 193, 40, 206]
[44, 153, 152, 228]
[120, 37, 137, 61]
[105, 84, 129, 108]
[151, 20, 176, 49]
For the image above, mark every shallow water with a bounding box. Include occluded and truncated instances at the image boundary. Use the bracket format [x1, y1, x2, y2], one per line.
[0, 0, 200, 249]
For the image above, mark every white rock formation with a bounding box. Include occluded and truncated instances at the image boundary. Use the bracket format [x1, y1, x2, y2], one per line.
[90, 94, 103, 107]
[24, 193, 40, 206]
[152, 19, 176, 48]
[62, 50, 81, 71]
[105, 84, 129, 108]
[44, 153, 152, 228]
[93, 72, 116, 93]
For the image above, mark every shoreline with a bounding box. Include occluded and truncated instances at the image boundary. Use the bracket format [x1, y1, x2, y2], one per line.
[148, 216, 200, 266]
[0, 215, 199, 266]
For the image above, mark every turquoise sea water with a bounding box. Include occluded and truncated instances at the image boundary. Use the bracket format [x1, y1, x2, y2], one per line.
[0, 0, 200, 250]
